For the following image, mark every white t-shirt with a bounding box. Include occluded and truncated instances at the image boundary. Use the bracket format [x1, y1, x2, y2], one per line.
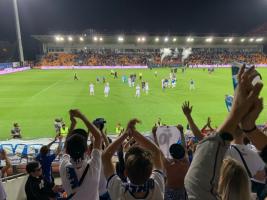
[104, 86, 110, 93]
[99, 166, 107, 196]
[89, 84, 94, 91]
[136, 86, 140, 93]
[226, 144, 266, 183]
[60, 149, 102, 200]
[107, 170, 165, 200]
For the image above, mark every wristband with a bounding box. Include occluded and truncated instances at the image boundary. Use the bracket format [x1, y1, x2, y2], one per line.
[242, 125, 257, 133]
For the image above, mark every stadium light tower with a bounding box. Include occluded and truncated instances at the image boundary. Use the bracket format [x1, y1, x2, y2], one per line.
[12, 0, 24, 64]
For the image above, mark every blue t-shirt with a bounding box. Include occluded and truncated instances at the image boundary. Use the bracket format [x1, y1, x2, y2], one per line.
[36, 153, 56, 183]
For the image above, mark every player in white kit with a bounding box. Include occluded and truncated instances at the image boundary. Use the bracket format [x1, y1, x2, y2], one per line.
[135, 84, 141, 98]
[89, 83, 95, 95]
[145, 82, 149, 95]
[104, 83, 110, 97]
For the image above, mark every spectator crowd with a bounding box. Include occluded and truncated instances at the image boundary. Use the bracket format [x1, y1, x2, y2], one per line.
[0, 65, 267, 200]
[38, 48, 267, 67]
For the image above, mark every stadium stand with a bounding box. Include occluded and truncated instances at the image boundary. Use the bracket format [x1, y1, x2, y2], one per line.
[37, 48, 267, 67]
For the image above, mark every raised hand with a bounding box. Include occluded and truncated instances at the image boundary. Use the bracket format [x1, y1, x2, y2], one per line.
[232, 65, 263, 119]
[69, 109, 83, 119]
[126, 118, 141, 131]
[241, 98, 264, 131]
[182, 101, 193, 117]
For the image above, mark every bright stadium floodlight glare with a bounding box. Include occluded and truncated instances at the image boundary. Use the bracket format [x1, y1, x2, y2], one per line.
[155, 37, 159, 42]
[187, 37, 194, 42]
[141, 37, 146, 42]
[249, 38, 254, 42]
[228, 38, 233, 42]
[118, 36, 124, 42]
[240, 38, 245, 42]
[137, 37, 141, 42]
[164, 37, 169, 42]
[256, 38, 263, 42]
[93, 36, 98, 42]
[173, 38, 177, 42]
[79, 37, 84, 42]
[224, 38, 228, 42]
[59, 37, 64, 41]
[55, 35, 60, 42]
[205, 37, 213, 42]
[68, 36, 73, 42]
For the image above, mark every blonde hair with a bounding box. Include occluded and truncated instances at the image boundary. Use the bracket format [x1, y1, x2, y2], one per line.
[218, 158, 250, 200]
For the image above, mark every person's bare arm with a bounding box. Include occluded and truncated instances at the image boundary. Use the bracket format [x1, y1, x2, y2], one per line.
[101, 129, 110, 149]
[219, 66, 263, 134]
[1, 150, 11, 176]
[182, 101, 204, 141]
[102, 131, 128, 178]
[70, 109, 102, 149]
[130, 119, 163, 170]
[67, 111, 77, 139]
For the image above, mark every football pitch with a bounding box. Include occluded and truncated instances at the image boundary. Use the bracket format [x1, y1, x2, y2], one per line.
[0, 68, 266, 140]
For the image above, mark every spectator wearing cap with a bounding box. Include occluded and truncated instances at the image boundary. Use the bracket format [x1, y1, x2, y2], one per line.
[60, 109, 102, 200]
[25, 161, 61, 200]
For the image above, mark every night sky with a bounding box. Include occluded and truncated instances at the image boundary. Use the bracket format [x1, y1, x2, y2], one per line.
[0, 0, 267, 58]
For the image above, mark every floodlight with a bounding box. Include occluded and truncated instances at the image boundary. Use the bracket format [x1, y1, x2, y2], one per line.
[228, 38, 233, 42]
[118, 36, 124, 42]
[99, 37, 103, 41]
[55, 36, 60, 41]
[205, 37, 213, 42]
[187, 37, 194, 42]
[79, 37, 84, 41]
[173, 38, 177, 42]
[256, 38, 263, 42]
[93, 36, 98, 41]
[249, 38, 254, 42]
[164, 37, 169, 42]
[224, 38, 228, 42]
[240, 38, 245, 42]
[137, 37, 141, 42]
[155, 37, 159, 42]
[141, 37, 146, 42]
[68, 36, 73, 41]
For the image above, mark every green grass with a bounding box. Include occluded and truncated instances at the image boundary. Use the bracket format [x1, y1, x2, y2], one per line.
[0, 68, 266, 140]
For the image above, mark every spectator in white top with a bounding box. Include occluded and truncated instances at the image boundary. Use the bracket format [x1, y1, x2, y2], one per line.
[226, 127, 266, 198]
[60, 109, 102, 200]
[102, 119, 165, 200]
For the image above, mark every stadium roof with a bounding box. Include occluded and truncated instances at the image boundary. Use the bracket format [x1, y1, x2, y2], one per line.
[33, 34, 266, 47]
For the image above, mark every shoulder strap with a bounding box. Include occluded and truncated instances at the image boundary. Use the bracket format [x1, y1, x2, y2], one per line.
[231, 145, 252, 178]
[66, 164, 90, 200]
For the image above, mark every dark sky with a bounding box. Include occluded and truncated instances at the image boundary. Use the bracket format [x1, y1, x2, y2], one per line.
[0, 0, 267, 41]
